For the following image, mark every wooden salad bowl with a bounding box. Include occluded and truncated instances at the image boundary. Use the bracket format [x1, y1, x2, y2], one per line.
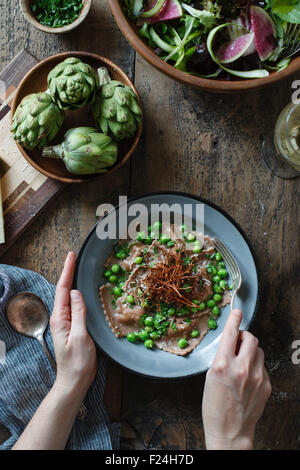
[108, 0, 300, 94]
[11, 51, 143, 184]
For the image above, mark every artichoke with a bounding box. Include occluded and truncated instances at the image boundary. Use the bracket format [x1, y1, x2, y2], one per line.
[48, 57, 100, 110]
[92, 67, 142, 141]
[11, 92, 64, 150]
[42, 127, 118, 175]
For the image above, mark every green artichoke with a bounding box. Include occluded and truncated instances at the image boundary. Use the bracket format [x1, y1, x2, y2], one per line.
[92, 67, 142, 141]
[11, 92, 64, 150]
[48, 57, 100, 110]
[42, 127, 118, 175]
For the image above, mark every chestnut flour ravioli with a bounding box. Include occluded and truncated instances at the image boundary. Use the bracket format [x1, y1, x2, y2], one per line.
[99, 222, 231, 356]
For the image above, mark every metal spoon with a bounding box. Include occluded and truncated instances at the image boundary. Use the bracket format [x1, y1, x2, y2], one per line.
[5, 292, 87, 420]
[5, 292, 57, 369]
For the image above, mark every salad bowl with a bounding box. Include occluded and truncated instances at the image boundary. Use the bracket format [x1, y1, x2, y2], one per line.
[109, 0, 300, 93]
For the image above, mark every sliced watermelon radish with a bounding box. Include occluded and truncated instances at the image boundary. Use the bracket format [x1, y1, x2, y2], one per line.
[250, 6, 277, 62]
[207, 23, 269, 79]
[217, 33, 255, 64]
[144, 0, 183, 24]
[141, 0, 166, 18]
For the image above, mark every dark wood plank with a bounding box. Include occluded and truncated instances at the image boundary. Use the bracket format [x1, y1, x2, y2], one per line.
[0, 50, 65, 257]
[122, 54, 300, 450]
[0, 0, 135, 444]
[1, 0, 300, 451]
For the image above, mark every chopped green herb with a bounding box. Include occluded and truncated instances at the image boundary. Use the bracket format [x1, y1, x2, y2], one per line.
[32, 0, 84, 28]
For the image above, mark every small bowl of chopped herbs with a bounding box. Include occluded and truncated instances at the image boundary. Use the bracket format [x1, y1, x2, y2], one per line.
[19, 0, 91, 34]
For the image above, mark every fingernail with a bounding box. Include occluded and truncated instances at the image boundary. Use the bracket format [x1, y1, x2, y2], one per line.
[71, 290, 81, 300]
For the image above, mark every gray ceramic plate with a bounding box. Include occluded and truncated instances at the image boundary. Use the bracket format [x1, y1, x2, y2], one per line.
[74, 192, 260, 379]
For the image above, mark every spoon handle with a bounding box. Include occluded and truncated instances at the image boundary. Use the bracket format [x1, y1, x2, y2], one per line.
[37, 334, 57, 371]
[36, 334, 87, 421]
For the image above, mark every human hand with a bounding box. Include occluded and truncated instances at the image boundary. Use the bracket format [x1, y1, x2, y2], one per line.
[202, 309, 272, 450]
[50, 252, 97, 400]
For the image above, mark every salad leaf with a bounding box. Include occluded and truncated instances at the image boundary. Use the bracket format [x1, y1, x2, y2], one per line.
[207, 23, 270, 78]
[182, 3, 218, 29]
[269, 0, 300, 23]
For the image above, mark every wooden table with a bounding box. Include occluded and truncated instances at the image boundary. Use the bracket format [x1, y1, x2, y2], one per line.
[1, 1, 300, 450]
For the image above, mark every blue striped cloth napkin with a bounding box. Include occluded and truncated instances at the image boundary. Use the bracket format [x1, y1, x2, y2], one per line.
[0, 264, 120, 450]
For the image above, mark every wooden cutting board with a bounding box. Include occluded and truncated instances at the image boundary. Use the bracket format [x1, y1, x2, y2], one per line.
[0, 50, 64, 257]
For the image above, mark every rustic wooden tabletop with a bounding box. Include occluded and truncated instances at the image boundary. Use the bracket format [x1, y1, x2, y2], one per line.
[0, 0, 299, 450]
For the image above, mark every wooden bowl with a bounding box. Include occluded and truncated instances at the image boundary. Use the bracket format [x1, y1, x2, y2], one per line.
[19, 0, 91, 34]
[11, 52, 143, 184]
[108, 0, 300, 94]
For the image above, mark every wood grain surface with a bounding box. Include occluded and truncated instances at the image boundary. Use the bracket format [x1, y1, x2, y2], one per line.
[0, 0, 299, 450]
[0, 52, 65, 257]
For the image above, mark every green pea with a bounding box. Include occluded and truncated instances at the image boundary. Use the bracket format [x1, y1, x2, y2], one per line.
[219, 280, 227, 289]
[167, 307, 176, 316]
[138, 330, 149, 341]
[218, 269, 228, 278]
[207, 299, 216, 308]
[177, 338, 188, 349]
[191, 330, 200, 338]
[218, 262, 225, 269]
[126, 295, 134, 304]
[111, 264, 120, 274]
[149, 331, 160, 339]
[144, 326, 154, 333]
[192, 299, 200, 305]
[104, 270, 112, 278]
[199, 302, 206, 311]
[208, 318, 217, 330]
[155, 313, 164, 322]
[180, 224, 189, 233]
[119, 281, 125, 288]
[150, 231, 158, 239]
[127, 332, 137, 343]
[193, 245, 202, 254]
[134, 256, 143, 264]
[212, 306, 220, 316]
[137, 231, 146, 241]
[153, 221, 162, 230]
[109, 275, 118, 284]
[144, 236, 152, 245]
[212, 275, 221, 283]
[212, 267, 218, 275]
[186, 233, 196, 242]
[144, 316, 154, 327]
[215, 252, 222, 262]
[213, 284, 222, 294]
[144, 339, 154, 349]
[113, 287, 122, 297]
[213, 293, 222, 302]
[160, 234, 171, 243]
[116, 251, 126, 259]
[206, 266, 213, 274]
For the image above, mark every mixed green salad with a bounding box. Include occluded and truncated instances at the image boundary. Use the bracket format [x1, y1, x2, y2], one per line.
[122, 1, 300, 79]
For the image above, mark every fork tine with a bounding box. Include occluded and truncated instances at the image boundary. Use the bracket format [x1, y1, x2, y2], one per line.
[285, 24, 297, 50]
[214, 238, 240, 277]
[282, 23, 300, 58]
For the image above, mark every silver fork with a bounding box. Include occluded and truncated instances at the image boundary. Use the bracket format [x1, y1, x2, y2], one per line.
[213, 238, 242, 312]
[280, 23, 300, 59]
